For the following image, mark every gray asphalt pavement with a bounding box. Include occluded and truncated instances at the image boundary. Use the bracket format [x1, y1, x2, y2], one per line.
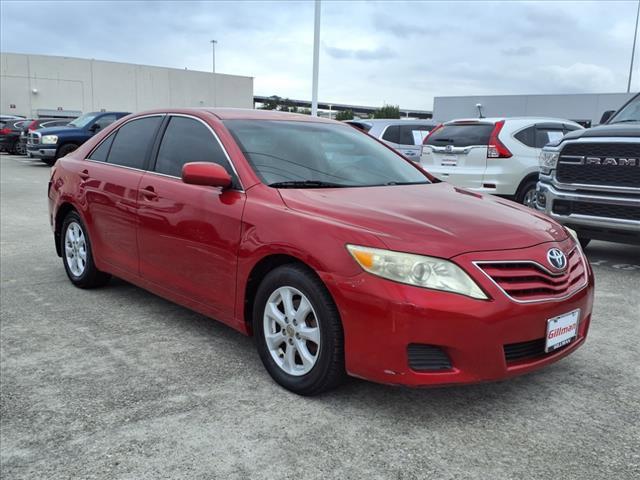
[1, 153, 639, 480]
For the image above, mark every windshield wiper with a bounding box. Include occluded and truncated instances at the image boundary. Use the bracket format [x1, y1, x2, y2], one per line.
[268, 180, 347, 188]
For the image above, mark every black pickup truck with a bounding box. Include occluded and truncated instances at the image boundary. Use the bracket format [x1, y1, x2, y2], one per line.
[536, 93, 639, 247]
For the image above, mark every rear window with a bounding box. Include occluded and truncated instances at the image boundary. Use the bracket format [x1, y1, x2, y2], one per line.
[426, 123, 494, 147]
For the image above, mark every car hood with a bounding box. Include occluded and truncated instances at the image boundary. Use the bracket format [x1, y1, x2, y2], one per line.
[278, 182, 567, 258]
[563, 123, 639, 140]
[35, 126, 76, 135]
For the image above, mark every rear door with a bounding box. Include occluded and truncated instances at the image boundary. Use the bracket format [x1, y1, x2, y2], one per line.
[82, 115, 164, 274]
[421, 122, 494, 189]
[137, 115, 246, 323]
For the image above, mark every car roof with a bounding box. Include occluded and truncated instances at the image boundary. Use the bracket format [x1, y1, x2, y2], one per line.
[87, 111, 130, 116]
[445, 116, 580, 125]
[128, 107, 341, 124]
[347, 119, 436, 126]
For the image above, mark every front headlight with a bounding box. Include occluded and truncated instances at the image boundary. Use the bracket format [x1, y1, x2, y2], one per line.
[41, 135, 58, 145]
[539, 149, 559, 172]
[347, 245, 488, 300]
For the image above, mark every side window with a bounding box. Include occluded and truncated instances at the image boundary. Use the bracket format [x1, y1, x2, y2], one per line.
[514, 126, 535, 147]
[399, 125, 431, 146]
[154, 116, 235, 181]
[93, 114, 117, 132]
[88, 134, 115, 162]
[382, 125, 400, 144]
[535, 128, 564, 148]
[106, 116, 162, 169]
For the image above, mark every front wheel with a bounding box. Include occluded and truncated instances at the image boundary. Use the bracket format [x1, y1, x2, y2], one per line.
[57, 143, 78, 159]
[61, 211, 111, 288]
[253, 264, 345, 395]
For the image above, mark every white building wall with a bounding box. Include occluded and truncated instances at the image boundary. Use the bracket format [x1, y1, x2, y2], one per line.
[433, 93, 636, 125]
[0, 52, 254, 117]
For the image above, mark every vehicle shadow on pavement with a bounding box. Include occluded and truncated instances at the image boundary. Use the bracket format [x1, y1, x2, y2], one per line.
[100, 276, 586, 422]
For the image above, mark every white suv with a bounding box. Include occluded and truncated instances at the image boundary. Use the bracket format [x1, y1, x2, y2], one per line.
[420, 117, 583, 206]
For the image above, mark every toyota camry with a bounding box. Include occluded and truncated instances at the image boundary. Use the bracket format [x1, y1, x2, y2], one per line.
[48, 108, 594, 395]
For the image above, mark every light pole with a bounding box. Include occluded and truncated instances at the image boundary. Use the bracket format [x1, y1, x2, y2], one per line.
[311, 0, 321, 116]
[210, 39, 217, 74]
[628, 1, 640, 92]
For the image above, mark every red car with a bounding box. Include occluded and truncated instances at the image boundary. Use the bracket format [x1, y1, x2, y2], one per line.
[48, 108, 594, 395]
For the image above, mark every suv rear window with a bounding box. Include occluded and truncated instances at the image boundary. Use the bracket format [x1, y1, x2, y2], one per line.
[426, 123, 494, 147]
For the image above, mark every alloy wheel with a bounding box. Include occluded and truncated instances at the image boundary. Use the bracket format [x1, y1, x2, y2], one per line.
[523, 188, 537, 208]
[65, 221, 87, 277]
[263, 286, 321, 376]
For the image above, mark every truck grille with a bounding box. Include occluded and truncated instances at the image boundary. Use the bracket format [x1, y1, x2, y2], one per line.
[475, 248, 586, 302]
[556, 143, 640, 188]
[28, 132, 40, 145]
[553, 200, 640, 221]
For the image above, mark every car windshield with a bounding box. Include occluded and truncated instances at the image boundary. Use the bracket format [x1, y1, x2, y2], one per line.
[224, 120, 430, 188]
[68, 113, 98, 128]
[609, 96, 640, 124]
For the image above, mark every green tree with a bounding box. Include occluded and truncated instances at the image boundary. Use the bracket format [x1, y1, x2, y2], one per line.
[334, 109, 354, 121]
[373, 104, 400, 119]
[259, 96, 281, 110]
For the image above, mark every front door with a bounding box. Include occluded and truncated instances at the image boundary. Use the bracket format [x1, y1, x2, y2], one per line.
[137, 115, 245, 322]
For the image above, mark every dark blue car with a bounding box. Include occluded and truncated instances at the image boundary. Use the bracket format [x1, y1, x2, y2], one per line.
[27, 111, 129, 165]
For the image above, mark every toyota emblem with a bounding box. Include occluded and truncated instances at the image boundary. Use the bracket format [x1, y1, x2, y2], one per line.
[547, 248, 567, 270]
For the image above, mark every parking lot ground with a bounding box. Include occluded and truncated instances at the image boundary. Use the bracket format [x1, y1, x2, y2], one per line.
[1, 153, 639, 480]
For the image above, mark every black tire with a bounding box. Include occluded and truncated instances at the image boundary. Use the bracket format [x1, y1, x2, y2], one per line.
[578, 237, 591, 249]
[41, 158, 55, 166]
[61, 211, 111, 288]
[516, 179, 538, 208]
[56, 143, 78, 159]
[253, 264, 345, 395]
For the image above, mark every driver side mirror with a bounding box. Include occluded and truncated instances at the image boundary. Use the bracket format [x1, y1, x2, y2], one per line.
[89, 123, 101, 133]
[182, 162, 232, 189]
[599, 110, 615, 124]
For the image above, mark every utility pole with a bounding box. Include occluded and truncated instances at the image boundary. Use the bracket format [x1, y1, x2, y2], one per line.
[628, 0, 639, 92]
[210, 39, 217, 74]
[311, 0, 321, 116]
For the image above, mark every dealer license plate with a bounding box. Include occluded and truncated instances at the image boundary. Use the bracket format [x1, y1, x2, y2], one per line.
[545, 309, 580, 352]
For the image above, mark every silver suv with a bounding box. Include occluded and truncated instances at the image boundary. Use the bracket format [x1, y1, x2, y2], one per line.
[421, 117, 583, 206]
[346, 119, 437, 160]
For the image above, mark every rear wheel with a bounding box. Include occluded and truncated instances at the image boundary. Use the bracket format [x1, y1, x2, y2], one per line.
[517, 179, 538, 208]
[61, 211, 111, 288]
[253, 264, 345, 395]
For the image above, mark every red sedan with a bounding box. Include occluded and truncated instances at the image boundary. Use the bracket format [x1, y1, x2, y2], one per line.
[48, 108, 594, 395]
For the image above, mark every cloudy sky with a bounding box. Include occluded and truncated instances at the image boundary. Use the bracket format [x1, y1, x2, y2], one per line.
[1, 0, 638, 109]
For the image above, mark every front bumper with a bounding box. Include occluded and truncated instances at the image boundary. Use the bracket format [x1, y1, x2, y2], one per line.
[321, 239, 594, 387]
[26, 144, 56, 159]
[536, 180, 640, 244]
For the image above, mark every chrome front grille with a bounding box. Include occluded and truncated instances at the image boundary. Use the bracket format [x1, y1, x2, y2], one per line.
[28, 132, 40, 145]
[474, 248, 587, 302]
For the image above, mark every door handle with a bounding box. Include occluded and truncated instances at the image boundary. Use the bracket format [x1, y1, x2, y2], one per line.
[140, 186, 158, 200]
[78, 169, 90, 180]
